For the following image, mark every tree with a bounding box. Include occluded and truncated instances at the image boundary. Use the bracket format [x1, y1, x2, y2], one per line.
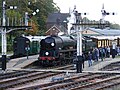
[4, 0, 60, 35]
[28, 0, 60, 35]
[110, 23, 120, 29]
[25, 20, 39, 35]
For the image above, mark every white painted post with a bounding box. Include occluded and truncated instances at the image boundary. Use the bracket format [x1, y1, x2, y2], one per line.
[1, 0, 7, 71]
[2, 1, 6, 55]
[25, 12, 28, 26]
[74, 11, 83, 73]
[77, 26, 82, 56]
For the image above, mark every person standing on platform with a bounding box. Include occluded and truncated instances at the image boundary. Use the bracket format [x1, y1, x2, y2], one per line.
[102, 47, 106, 59]
[116, 46, 120, 56]
[107, 46, 110, 58]
[99, 47, 104, 61]
[111, 44, 116, 59]
[88, 51, 92, 67]
[82, 53, 85, 68]
[94, 47, 99, 61]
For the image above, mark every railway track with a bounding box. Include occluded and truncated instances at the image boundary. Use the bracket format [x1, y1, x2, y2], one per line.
[70, 75, 120, 90]
[1, 58, 120, 90]
[8, 61, 120, 90]
[101, 61, 120, 71]
[12, 73, 120, 90]
[0, 64, 74, 89]
[0, 71, 35, 80]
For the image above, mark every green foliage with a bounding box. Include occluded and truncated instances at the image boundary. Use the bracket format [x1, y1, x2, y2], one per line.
[110, 23, 120, 29]
[0, 0, 59, 52]
[27, 0, 59, 34]
[0, 0, 59, 36]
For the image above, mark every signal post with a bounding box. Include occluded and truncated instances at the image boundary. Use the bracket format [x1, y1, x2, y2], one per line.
[73, 11, 83, 73]
[1, 0, 31, 71]
[73, 9, 110, 73]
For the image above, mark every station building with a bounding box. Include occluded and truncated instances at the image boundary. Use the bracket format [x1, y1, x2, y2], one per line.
[83, 28, 120, 48]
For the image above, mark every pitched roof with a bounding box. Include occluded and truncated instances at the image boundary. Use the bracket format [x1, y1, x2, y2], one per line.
[46, 25, 61, 33]
[47, 12, 69, 23]
[46, 24, 67, 33]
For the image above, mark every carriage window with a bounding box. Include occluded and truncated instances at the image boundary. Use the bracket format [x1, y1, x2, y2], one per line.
[98, 41, 101, 47]
[102, 40, 104, 47]
[104, 40, 106, 46]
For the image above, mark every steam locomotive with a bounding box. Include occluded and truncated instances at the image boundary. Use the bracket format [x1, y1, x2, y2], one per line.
[38, 35, 96, 65]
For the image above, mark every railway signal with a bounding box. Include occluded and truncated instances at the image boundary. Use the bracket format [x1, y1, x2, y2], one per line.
[1, 0, 32, 71]
[101, 3, 116, 23]
[28, 9, 39, 18]
[1, 1, 17, 71]
[69, 5, 89, 73]
[72, 4, 114, 73]
[1, 0, 7, 71]
[25, 9, 39, 26]
[7, 6, 17, 10]
[73, 9, 87, 73]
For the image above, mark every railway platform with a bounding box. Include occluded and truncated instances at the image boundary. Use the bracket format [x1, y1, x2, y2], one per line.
[83, 57, 120, 71]
[0, 55, 120, 74]
[7, 55, 38, 68]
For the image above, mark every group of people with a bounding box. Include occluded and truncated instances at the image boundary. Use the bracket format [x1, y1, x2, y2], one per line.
[87, 45, 120, 67]
[73, 45, 120, 68]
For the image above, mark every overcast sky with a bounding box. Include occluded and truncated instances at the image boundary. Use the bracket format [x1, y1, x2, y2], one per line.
[53, 0, 120, 24]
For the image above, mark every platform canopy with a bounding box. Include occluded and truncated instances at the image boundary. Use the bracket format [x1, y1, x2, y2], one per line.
[83, 28, 120, 36]
[90, 35, 120, 40]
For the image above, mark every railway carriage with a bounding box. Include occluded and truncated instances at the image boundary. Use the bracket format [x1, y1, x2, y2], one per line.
[12, 35, 45, 57]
